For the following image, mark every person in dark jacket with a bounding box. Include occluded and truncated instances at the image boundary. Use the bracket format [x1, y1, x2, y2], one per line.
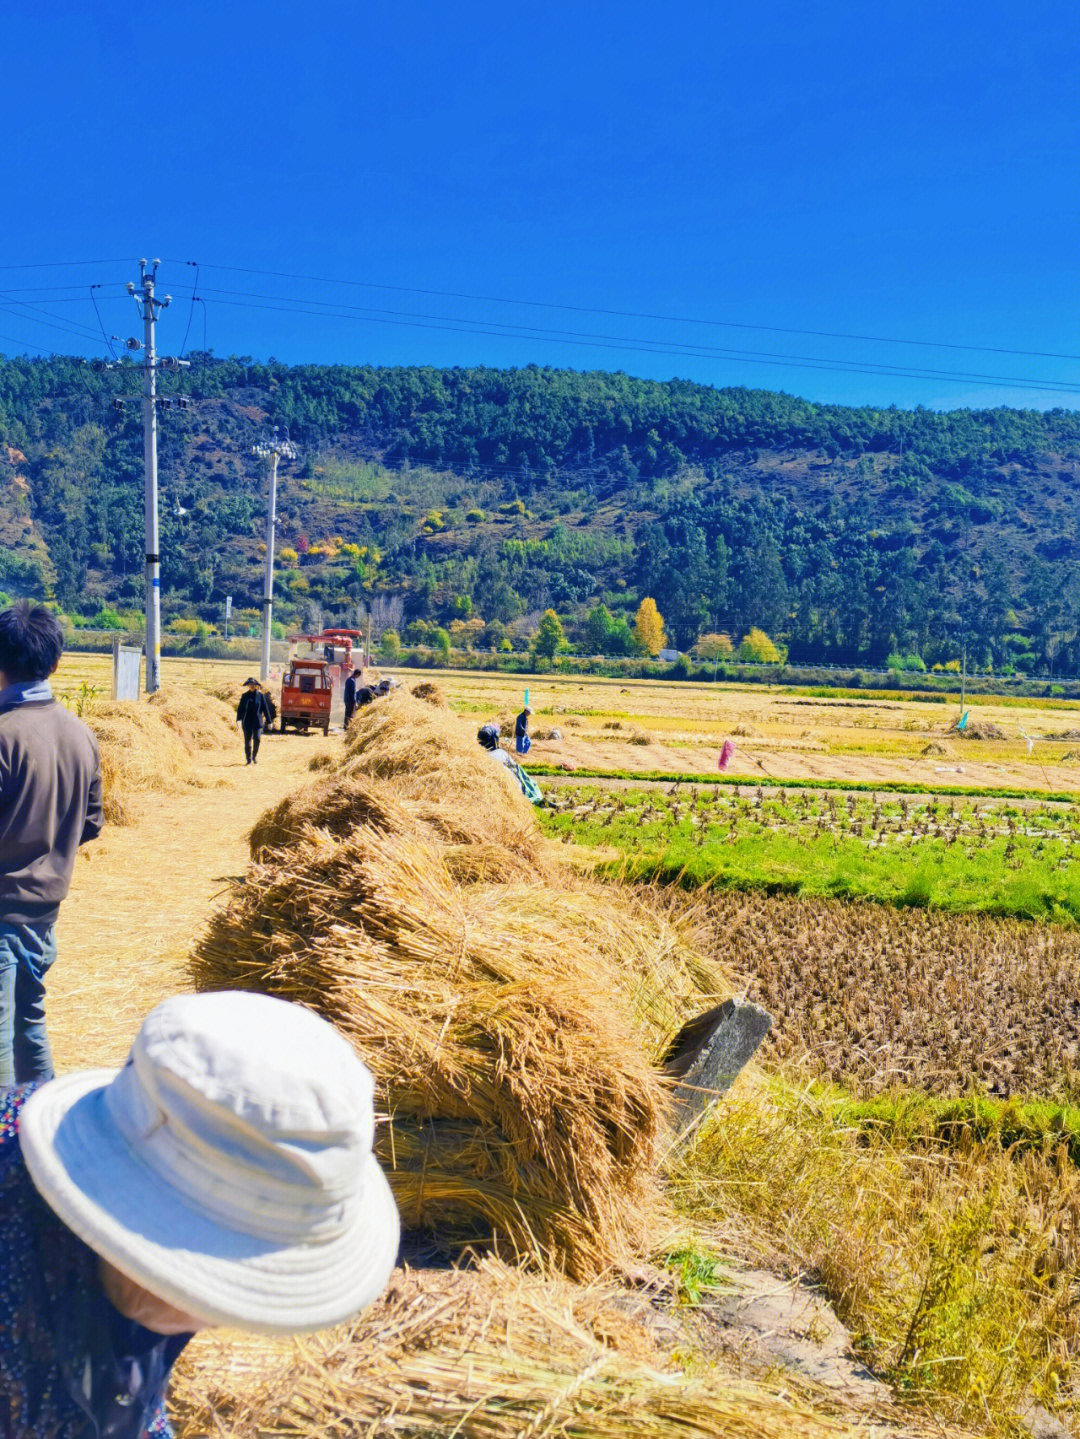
[261, 684, 277, 734]
[515, 705, 532, 754]
[343, 667, 361, 727]
[236, 678, 272, 765]
[1, 991, 400, 1439]
[0, 602, 103, 1088]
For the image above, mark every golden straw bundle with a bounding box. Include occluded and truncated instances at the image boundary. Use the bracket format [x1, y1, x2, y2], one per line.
[341, 690, 538, 853]
[87, 685, 234, 824]
[195, 691, 725, 1276]
[146, 684, 237, 752]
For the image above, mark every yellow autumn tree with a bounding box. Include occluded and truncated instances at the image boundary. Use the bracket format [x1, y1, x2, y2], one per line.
[739, 627, 783, 663]
[633, 597, 666, 656]
[694, 632, 734, 662]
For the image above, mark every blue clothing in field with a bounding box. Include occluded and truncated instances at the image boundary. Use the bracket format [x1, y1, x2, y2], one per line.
[0, 1085, 192, 1438]
[0, 924, 57, 1087]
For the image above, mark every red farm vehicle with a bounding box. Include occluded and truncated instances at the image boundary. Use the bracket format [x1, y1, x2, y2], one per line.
[279, 629, 367, 735]
[279, 658, 333, 734]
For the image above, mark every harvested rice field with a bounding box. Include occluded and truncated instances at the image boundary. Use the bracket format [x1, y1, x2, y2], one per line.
[700, 888, 1080, 1099]
[386, 665, 1080, 793]
[54, 650, 297, 706]
[57, 651, 1080, 792]
[45, 670, 1080, 1436]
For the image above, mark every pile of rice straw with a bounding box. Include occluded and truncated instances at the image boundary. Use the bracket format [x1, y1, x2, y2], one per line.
[171, 1257, 940, 1439]
[194, 690, 724, 1277]
[410, 680, 447, 706]
[87, 685, 235, 824]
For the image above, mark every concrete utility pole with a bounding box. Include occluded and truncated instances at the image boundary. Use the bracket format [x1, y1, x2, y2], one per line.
[252, 430, 297, 681]
[126, 261, 171, 693]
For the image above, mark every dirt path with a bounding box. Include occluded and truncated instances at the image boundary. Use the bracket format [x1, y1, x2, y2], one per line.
[48, 730, 322, 1072]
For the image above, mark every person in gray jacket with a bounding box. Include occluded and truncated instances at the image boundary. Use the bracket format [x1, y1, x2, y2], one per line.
[0, 602, 103, 1086]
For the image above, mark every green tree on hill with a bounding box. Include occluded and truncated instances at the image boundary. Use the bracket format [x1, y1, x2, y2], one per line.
[533, 608, 566, 660]
[583, 602, 615, 654]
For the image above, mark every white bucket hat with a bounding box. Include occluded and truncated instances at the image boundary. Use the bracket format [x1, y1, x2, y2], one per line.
[19, 991, 400, 1335]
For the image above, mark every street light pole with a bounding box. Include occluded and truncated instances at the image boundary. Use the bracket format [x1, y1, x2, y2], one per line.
[252, 430, 297, 682]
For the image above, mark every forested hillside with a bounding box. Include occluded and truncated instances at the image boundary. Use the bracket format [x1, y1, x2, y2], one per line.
[2, 354, 1080, 670]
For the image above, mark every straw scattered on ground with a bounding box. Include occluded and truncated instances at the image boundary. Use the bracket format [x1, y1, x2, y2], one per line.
[172, 1257, 955, 1439]
[410, 680, 447, 706]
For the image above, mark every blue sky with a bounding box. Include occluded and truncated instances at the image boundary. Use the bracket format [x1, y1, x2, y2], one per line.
[3, 0, 1079, 410]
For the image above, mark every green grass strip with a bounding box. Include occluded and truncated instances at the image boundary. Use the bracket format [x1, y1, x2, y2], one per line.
[528, 765, 1080, 804]
[830, 1090, 1080, 1166]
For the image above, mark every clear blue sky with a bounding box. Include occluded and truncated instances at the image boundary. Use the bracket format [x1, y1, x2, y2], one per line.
[3, 0, 1079, 410]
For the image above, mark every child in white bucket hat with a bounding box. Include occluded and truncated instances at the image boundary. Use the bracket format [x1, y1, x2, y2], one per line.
[1, 990, 400, 1438]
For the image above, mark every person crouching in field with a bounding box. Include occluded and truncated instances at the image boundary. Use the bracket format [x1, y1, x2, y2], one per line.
[1, 990, 400, 1439]
[0, 603, 102, 1088]
[235, 677, 272, 765]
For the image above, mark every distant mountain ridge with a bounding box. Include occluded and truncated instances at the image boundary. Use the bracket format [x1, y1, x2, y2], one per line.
[1, 355, 1079, 670]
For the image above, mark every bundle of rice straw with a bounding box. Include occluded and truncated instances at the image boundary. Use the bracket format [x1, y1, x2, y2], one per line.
[339, 690, 538, 854]
[146, 684, 237, 752]
[410, 680, 447, 706]
[195, 692, 725, 1276]
[87, 685, 234, 824]
[171, 1257, 913, 1439]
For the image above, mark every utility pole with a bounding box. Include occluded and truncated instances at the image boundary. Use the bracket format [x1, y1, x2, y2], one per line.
[252, 430, 297, 681]
[126, 261, 171, 693]
[961, 641, 967, 713]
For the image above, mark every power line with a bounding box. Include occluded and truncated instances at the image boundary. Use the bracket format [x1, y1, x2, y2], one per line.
[0, 302, 105, 346]
[190, 259, 1080, 365]
[179, 261, 200, 357]
[205, 284, 1080, 390]
[159, 288, 1080, 396]
[0, 285, 129, 297]
[90, 286, 118, 362]
[0, 259, 134, 270]
[2, 263, 1077, 400]
[0, 331, 54, 356]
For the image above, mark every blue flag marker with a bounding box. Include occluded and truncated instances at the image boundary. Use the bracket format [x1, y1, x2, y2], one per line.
[957, 711, 969, 731]
[524, 687, 530, 707]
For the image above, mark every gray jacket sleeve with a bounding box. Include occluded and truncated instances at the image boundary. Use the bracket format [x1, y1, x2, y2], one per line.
[81, 738, 105, 843]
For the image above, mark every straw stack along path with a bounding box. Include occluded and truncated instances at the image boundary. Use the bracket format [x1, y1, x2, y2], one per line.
[195, 690, 730, 1279]
[48, 726, 317, 1071]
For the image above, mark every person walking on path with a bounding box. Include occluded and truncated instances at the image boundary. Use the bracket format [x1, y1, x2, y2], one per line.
[343, 667, 361, 727]
[1, 989, 400, 1439]
[0, 603, 102, 1088]
[236, 677, 272, 765]
[515, 705, 532, 755]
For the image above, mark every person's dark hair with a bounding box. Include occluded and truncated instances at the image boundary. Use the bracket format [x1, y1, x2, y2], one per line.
[0, 601, 63, 682]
